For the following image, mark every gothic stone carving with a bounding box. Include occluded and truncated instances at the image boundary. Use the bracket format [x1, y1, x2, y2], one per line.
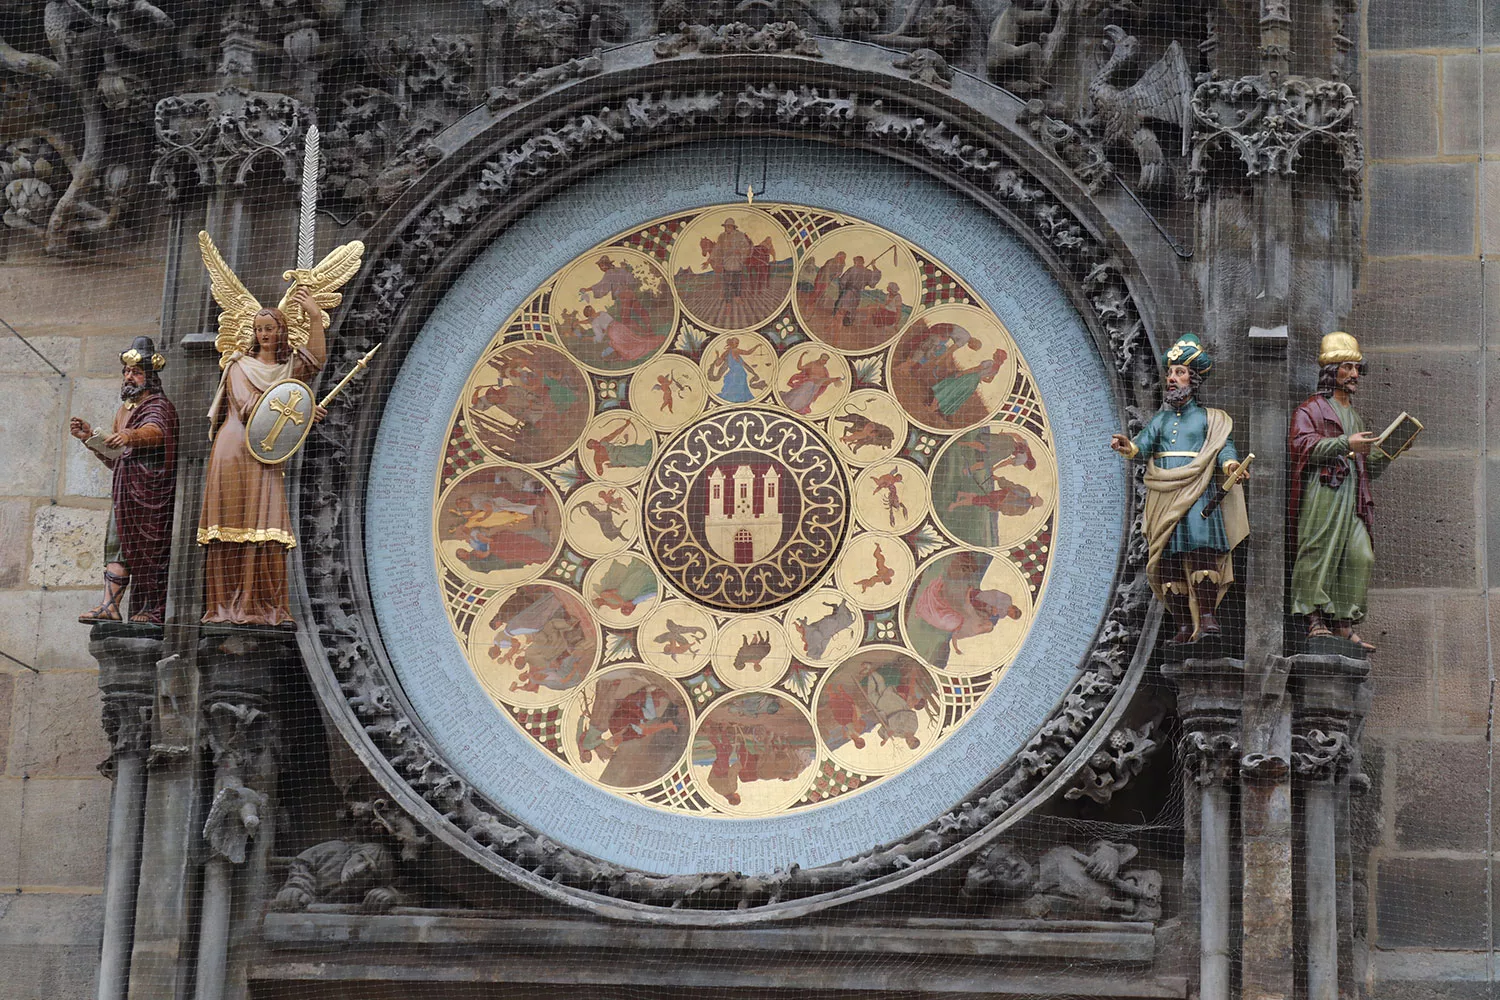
[270, 840, 403, 913]
[962, 840, 1163, 920]
[299, 73, 1163, 913]
[653, 21, 822, 57]
[1181, 729, 1239, 786]
[152, 88, 311, 197]
[1064, 719, 1160, 805]
[1291, 728, 1354, 784]
[1189, 74, 1363, 198]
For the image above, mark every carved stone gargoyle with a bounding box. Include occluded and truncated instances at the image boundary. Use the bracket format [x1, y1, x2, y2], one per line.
[962, 839, 1162, 920]
[270, 840, 403, 913]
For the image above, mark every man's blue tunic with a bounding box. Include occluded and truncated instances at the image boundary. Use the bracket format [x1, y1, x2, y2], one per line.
[1129, 400, 1239, 555]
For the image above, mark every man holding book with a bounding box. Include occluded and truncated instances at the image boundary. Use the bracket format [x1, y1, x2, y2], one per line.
[1289, 332, 1414, 651]
[69, 336, 179, 624]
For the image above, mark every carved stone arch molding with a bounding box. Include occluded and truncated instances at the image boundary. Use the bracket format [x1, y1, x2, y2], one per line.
[292, 40, 1181, 923]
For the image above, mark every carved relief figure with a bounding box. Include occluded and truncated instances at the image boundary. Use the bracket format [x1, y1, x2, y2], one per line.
[1110, 334, 1248, 643]
[196, 234, 363, 626]
[71, 337, 178, 624]
[1083, 27, 1193, 191]
[1289, 333, 1391, 651]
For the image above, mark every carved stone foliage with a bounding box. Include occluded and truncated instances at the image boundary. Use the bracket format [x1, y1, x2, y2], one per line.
[0, 2, 164, 253]
[484, 0, 628, 82]
[962, 839, 1162, 921]
[654, 21, 822, 57]
[297, 74, 1162, 915]
[1291, 728, 1355, 785]
[1064, 718, 1161, 805]
[318, 33, 480, 221]
[1189, 74, 1363, 197]
[202, 698, 273, 865]
[1181, 729, 1239, 787]
[270, 840, 403, 913]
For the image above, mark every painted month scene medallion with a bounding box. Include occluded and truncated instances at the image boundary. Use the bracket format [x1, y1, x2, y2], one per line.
[430, 204, 1062, 818]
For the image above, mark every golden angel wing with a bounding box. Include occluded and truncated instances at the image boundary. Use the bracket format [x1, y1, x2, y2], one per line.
[276, 240, 367, 350]
[198, 231, 263, 369]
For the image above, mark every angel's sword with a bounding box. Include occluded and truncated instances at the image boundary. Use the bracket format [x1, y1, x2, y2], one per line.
[297, 122, 319, 270]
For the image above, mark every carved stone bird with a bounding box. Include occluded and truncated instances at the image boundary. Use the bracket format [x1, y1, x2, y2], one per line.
[1085, 26, 1194, 191]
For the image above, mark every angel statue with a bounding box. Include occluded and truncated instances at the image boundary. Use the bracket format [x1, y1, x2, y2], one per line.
[196, 231, 364, 626]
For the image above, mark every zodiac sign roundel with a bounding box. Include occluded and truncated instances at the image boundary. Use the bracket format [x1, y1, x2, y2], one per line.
[430, 203, 1062, 820]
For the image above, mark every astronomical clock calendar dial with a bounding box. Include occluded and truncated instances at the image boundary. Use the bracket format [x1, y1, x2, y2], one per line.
[431, 204, 1061, 819]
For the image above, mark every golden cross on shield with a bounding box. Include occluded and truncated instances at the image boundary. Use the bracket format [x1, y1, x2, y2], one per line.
[259, 388, 306, 453]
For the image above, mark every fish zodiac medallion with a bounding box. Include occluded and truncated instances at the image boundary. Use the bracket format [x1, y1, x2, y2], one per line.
[642, 409, 850, 613]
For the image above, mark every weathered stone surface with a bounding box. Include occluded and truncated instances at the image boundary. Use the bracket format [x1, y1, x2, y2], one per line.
[1392, 739, 1488, 849]
[1439, 53, 1500, 155]
[0, 893, 103, 1000]
[9, 671, 106, 778]
[1367, 164, 1477, 258]
[0, 261, 164, 339]
[0, 335, 79, 375]
[1366, 55, 1438, 159]
[1348, 260, 1484, 349]
[1359, 350, 1480, 451]
[1375, 981, 1499, 1000]
[1375, 857, 1490, 948]
[17, 777, 109, 886]
[28, 506, 109, 589]
[0, 500, 33, 589]
[0, 779, 24, 885]
[63, 378, 124, 500]
[1487, 458, 1499, 588]
[0, 592, 100, 672]
[0, 378, 65, 496]
[1363, 590, 1434, 732]
[1367, 0, 1480, 48]
[1370, 456, 1479, 590]
[1481, 161, 1499, 255]
[1434, 593, 1493, 734]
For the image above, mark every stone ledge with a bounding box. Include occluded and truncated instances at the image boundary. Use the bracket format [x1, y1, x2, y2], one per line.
[259, 913, 1183, 997]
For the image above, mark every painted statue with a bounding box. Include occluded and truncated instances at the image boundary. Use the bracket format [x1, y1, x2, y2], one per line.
[1110, 333, 1248, 643]
[1289, 332, 1389, 651]
[70, 336, 179, 624]
[196, 232, 364, 626]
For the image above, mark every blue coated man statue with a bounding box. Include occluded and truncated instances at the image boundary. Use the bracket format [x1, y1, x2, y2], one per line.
[1110, 334, 1249, 643]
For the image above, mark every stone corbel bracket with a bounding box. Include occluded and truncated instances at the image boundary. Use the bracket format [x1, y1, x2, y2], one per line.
[290, 37, 1190, 922]
[1189, 73, 1364, 198]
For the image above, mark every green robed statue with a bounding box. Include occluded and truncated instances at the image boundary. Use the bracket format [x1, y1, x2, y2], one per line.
[1111, 334, 1249, 644]
[1288, 332, 1392, 652]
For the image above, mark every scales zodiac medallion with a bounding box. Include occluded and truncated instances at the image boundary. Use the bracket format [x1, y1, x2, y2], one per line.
[431, 204, 1061, 818]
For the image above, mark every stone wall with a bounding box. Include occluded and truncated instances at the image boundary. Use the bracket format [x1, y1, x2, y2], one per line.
[0, 251, 166, 998]
[1353, 0, 1497, 994]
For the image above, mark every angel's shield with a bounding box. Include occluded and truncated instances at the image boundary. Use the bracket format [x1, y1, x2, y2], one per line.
[245, 378, 316, 465]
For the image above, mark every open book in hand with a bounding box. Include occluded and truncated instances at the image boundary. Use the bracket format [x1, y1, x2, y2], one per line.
[1372, 411, 1423, 460]
[84, 432, 124, 461]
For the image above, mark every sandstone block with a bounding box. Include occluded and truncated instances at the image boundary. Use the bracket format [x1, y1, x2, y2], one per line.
[1369, 456, 1479, 590]
[1368, 0, 1480, 48]
[17, 777, 109, 887]
[1375, 857, 1490, 948]
[28, 506, 109, 589]
[1366, 55, 1438, 159]
[0, 591, 102, 672]
[1439, 53, 1500, 155]
[1367, 164, 1476, 258]
[0, 378, 65, 496]
[0, 895, 103, 1000]
[0, 335, 79, 376]
[1363, 590, 1434, 732]
[1348, 260, 1483, 350]
[63, 378, 124, 500]
[0, 500, 32, 589]
[1359, 350, 1479, 451]
[1482, 161, 1499, 255]
[1392, 739, 1488, 849]
[1435, 592, 1493, 733]
[9, 671, 106, 778]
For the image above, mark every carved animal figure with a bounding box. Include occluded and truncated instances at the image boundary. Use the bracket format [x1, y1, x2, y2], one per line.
[734, 630, 773, 671]
[1085, 26, 1193, 191]
[793, 599, 856, 660]
[270, 840, 402, 913]
[834, 409, 896, 453]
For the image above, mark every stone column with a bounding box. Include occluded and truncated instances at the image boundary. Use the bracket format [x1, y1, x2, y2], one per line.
[1164, 657, 1244, 1000]
[193, 632, 288, 1000]
[91, 632, 160, 1000]
[1289, 654, 1370, 1000]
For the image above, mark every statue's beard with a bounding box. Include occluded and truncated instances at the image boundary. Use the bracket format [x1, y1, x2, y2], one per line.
[1164, 384, 1194, 409]
[121, 382, 146, 402]
[1337, 375, 1359, 394]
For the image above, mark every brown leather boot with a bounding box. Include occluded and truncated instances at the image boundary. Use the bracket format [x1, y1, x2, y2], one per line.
[1164, 590, 1194, 643]
[1193, 578, 1221, 636]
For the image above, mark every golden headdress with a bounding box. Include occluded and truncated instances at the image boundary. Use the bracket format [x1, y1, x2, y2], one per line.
[198, 230, 366, 370]
[1318, 332, 1362, 366]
